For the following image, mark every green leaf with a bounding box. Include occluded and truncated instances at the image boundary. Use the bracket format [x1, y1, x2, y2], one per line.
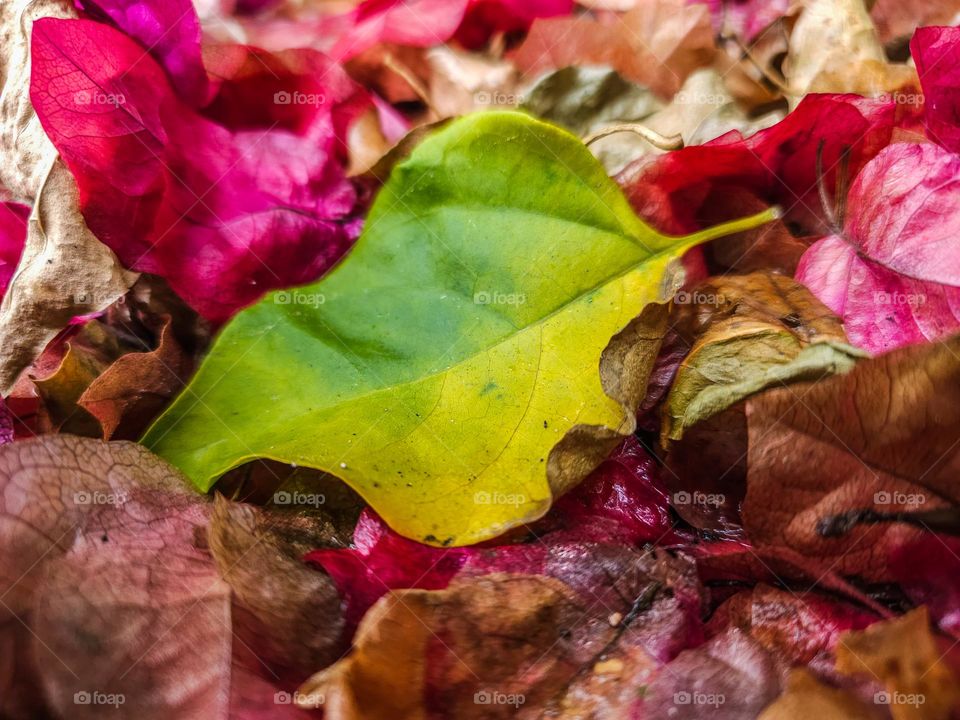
[143, 111, 774, 546]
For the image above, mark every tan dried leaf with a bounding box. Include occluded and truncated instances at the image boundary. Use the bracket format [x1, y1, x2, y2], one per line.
[0, 161, 137, 393]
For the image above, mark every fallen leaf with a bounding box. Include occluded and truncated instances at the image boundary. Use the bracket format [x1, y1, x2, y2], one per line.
[31, 337, 112, 435]
[663, 272, 863, 441]
[836, 608, 960, 720]
[78, 316, 193, 440]
[0, 161, 137, 394]
[872, 0, 960, 46]
[144, 112, 776, 546]
[743, 334, 960, 580]
[758, 668, 876, 720]
[796, 142, 960, 354]
[707, 585, 879, 667]
[521, 65, 663, 138]
[783, 0, 917, 102]
[208, 495, 346, 672]
[640, 628, 785, 719]
[426, 45, 518, 118]
[513, 0, 716, 98]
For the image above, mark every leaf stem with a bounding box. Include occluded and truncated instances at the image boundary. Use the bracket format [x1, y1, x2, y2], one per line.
[679, 206, 782, 247]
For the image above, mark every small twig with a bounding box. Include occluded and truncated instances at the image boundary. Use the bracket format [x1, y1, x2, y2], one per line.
[583, 124, 683, 151]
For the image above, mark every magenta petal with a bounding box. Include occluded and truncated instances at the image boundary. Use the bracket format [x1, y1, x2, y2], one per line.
[912, 26, 960, 153]
[78, 0, 210, 107]
[30, 18, 365, 321]
[796, 143, 960, 353]
[0, 202, 28, 298]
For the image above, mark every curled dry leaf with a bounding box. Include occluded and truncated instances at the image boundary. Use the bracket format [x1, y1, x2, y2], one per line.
[0, 162, 137, 394]
[783, 0, 917, 102]
[425, 45, 518, 118]
[743, 334, 960, 580]
[761, 608, 960, 719]
[0, 0, 73, 201]
[758, 669, 875, 720]
[835, 607, 960, 720]
[78, 316, 193, 440]
[0, 1, 136, 393]
[663, 272, 863, 442]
